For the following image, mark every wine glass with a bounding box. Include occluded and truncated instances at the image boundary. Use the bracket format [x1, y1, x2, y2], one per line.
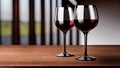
[54, 7, 74, 57]
[74, 5, 99, 61]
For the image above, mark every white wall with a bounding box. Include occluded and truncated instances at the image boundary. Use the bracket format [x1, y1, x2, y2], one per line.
[80, 0, 120, 45]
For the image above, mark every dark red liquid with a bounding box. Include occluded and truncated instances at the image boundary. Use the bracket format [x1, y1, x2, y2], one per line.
[55, 20, 74, 33]
[74, 19, 98, 33]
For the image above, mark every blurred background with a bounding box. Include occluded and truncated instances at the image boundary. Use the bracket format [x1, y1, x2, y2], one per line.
[0, 0, 120, 45]
[80, 0, 120, 45]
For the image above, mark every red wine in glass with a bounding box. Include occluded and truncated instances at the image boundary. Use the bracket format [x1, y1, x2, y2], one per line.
[55, 7, 74, 57]
[55, 20, 74, 33]
[74, 5, 99, 61]
[74, 19, 98, 33]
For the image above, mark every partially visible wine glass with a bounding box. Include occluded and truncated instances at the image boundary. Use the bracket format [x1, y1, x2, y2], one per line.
[74, 5, 99, 61]
[54, 7, 74, 57]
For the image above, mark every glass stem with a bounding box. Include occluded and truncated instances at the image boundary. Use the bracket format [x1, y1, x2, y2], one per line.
[84, 32, 88, 57]
[64, 33, 67, 53]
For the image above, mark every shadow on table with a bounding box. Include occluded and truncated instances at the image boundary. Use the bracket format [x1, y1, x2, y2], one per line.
[97, 56, 120, 65]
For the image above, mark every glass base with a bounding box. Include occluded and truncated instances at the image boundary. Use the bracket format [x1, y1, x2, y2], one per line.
[76, 56, 96, 61]
[56, 52, 74, 57]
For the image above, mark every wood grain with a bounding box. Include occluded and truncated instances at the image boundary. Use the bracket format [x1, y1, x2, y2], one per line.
[0, 45, 119, 66]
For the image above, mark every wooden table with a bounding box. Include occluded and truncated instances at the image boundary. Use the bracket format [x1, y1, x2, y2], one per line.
[0, 45, 120, 67]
